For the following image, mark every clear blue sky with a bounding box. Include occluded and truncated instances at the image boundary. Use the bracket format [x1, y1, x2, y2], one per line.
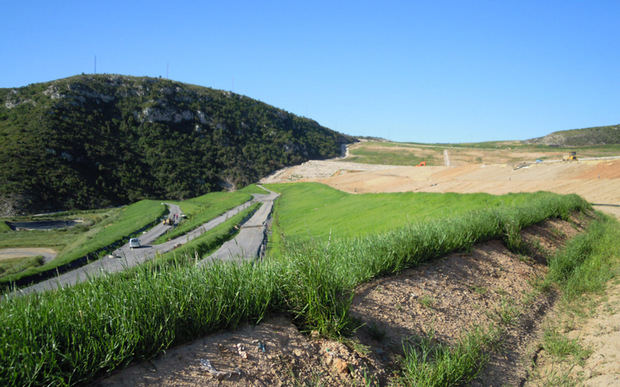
[2, 0, 619, 142]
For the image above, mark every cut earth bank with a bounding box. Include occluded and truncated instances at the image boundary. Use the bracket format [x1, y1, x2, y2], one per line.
[99, 212, 594, 386]
[262, 158, 620, 218]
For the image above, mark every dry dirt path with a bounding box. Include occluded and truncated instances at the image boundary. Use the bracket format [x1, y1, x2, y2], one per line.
[0, 248, 57, 263]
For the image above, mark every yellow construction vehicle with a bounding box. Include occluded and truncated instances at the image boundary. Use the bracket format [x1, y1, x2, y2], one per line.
[562, 151, 577, 161]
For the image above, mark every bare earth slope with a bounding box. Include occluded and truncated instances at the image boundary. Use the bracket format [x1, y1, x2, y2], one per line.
[262, 159, 620, 218]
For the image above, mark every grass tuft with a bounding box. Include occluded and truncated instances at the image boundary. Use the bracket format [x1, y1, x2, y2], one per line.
[542, 328, 591, 363]
[398, 329, 495, 386]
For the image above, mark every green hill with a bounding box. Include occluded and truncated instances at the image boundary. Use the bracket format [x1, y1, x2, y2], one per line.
[525, 124, 620, 146]
[0, 74, 352, 215]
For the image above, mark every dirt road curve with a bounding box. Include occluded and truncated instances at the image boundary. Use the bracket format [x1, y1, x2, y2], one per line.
[198, 187, 279, 265]
[16, 199, 260, 295]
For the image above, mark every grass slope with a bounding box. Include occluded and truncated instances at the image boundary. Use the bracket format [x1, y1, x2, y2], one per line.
[345, 145, 440, 166]
[151, 202, 261, 267]
[0, 189, 590, 386]
[154, 191, 251, 244]
[0, 255, 44, 277]
[267, 182, 572, 248]
[0, 200, 165, 285]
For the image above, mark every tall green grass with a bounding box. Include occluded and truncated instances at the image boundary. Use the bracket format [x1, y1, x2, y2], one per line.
[0, 191, 589, 385]
[397, 212, 620, 387]
[154, 191, 251, 244]
[267, 183, 576, 245]
[397, 330, 494, 386]
[546, 213, 620, 300]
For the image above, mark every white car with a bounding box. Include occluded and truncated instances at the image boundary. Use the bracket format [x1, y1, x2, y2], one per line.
[129, 238, 141, 249]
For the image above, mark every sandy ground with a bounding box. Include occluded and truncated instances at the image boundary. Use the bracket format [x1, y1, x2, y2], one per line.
[527, 280, 620, 386]
[98, 217, 585, 386]
[0, 247, 57, 262]
[345, 141, 620, 166]
[262, 159, 620, 218]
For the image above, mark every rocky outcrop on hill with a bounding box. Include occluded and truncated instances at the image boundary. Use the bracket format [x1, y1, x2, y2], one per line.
[0, 74, 353, 215]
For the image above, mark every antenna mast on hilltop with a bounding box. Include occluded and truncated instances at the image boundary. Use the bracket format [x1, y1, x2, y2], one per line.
[166, 62, 169, 79]
[94, 55, 97, 74]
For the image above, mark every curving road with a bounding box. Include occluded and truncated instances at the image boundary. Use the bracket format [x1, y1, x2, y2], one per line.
[16, 197, 262, 295]
[198, 186, 279, 265]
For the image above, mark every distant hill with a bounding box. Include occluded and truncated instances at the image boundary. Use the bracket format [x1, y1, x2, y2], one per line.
[525, 124, 620, 146]
[0, 74, 353, 216]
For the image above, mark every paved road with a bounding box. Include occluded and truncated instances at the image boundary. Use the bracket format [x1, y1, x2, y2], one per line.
[198, 186, 279, 265]
[16, 199, 257, 295]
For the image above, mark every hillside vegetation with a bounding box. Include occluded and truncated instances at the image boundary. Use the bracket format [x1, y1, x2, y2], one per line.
[525, 124, 620, 146]
[0, 74, 352, 215]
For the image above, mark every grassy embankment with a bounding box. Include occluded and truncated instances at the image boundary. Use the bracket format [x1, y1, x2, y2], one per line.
[0, 183, 592, 386]
[526, 213, 620, 385]
[149, 202, 262, 268]
[0, 221, 11, 232]
[153, 191, 251, 244]
[267, 182, 574, 256]
[0, 256, 45, 278]
[344, 143, 441, 165]
[397, 212, 620, 386]
[237, 183, 269, 195]
[0, 201, 165, 285]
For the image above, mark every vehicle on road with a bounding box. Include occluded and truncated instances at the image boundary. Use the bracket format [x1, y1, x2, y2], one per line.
[129, 238, 141, 249]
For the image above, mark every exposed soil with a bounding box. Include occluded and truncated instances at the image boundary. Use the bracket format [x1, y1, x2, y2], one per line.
[0, 247, 57, 262]
[98, 216, 587, 386]
[526, 281, 620, 386]
[345, 142, 620, 167]
[262, 158, 620, 218]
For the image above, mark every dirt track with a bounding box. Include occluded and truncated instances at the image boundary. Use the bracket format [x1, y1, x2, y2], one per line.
[0, 248, 57, 263]
[262, 159, 620, 218]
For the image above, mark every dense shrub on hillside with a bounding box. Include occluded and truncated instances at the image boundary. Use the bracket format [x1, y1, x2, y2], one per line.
[525, 124, 620, 146]
[0, 74, 352, 215]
